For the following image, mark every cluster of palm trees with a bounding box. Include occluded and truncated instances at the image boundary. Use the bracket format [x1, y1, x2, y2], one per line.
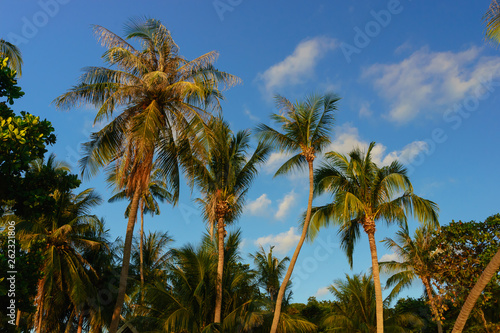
[2, 5, 500, 330]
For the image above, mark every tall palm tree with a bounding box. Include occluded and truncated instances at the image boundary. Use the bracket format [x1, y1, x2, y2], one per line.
[0, 39, 22, 75]
[380, 223, 443, 333]
[180, 116, 270, 324]
[250, 246, 290, 303]
[255, 93, 340, 332]
[16, 156, 104, 333]
[54, 18, 239, 332]
[310, 142, 439, 333]
[108, 165, 174, 298]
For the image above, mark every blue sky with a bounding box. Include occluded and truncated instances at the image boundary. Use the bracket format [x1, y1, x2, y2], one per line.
[2, 0, 500, 304]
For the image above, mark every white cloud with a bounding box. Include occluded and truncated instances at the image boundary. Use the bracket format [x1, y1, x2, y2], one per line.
[264, 152, 291, 174]
[254, 227, 300, 254]
[275, 191, 297, 220]
[258, 37, 336, 93]
[244, 107, 260, 121]
[363, 46, 500, 123]
[380, 252, 403, 263]
[246, 194, 272, 216]
[359, 101, 373, 118]
[315, 286, 330, 297]
[325, 124, 429, 167]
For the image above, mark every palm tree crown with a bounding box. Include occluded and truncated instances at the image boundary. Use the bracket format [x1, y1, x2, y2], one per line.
[255, 93, 340, 333]
[310, 142, 439, 333]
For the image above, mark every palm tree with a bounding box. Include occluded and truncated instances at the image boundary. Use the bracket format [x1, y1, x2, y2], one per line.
[145, 231, 260, 332]
[54, 18, 239, 332]
[380, 223, 443, 333]
[180, 115, 270, 324]
[310, 142, 439, 333]
[0, 39, 22, 75]
[250, 246, 290, 303]
[324, 273, 424, 332]
[16, 156, 104, 333]
[108, 165, 174, 298]
[255, 93, 340, 332]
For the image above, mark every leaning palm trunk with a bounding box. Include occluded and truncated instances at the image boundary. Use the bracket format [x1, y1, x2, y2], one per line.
[109, 187, 142, 333]
[214, 217, 225, 323]
[452, 248, 500, 333]
[270, 159, 314, 333]
[422, 277, 443, 333]
[365, 222, 384, 333]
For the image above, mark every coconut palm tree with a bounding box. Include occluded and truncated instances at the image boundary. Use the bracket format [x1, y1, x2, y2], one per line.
[180, 115, 270, 324]
[16, 156, 104, 333]
[255, 93, 340, 333]
[310, 142, 439, 333]
[54, 18, 239, 332]
[380, 223, 443, 333]
[0, 39, 22, 75]
[250, 246, 290, 303]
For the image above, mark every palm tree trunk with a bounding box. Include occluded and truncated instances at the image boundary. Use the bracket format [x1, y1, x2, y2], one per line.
[270, 159, 315, 333]
[452, 248, 500, 333]
[214, 217, 225, 324]
[140, 201, 145, 304]
[15, 309, 21, 327]
[422, 276, 442, 333]
[77, 312, 84, 333]
[366, 228, 384, 333]
[109, 187, 142, 333]
[35, 278, 45, 333]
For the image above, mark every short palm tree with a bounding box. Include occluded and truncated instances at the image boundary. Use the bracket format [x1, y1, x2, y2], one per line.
[180, 115, 270, 324]
[54, 18, 239, 332]
[250, 246, 290, 303]
[380, 223, 443, 333]
[324, 273, 424, 332]
[108, 165, 175, 298]
[0, 39, 22, 75]
[16, 157, 104, 333]
[255, 93, 340, 333]
[310, 142, 439, 333]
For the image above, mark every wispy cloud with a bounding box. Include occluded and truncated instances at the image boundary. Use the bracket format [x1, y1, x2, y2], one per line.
[363, 46, 500, 123]
[380, 252, 403, 263]
[264, 152, 292, 175]
[246, 194, 272, 216]
[254, 227, 300, 254]
[258, 37, 336, 95]
[315, 286, 330, 297]
[325, 124, 428, 166]
[275, 191, 296, 220]
[243, 107, 260, 121]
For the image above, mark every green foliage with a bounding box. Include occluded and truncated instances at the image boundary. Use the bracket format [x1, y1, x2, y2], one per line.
[0, 58, 57, 216]
[431, 214, 500, 325]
